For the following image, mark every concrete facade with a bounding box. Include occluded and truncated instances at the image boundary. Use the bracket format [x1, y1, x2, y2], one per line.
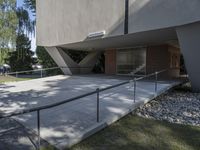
[176, 22, 200, 91]
[36, 0, 200, 47]
[36, 0, 200, 90]
[36, 0, 125, 47]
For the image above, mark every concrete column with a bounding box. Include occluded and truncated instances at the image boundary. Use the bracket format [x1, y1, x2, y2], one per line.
[176, 22, 200, 91]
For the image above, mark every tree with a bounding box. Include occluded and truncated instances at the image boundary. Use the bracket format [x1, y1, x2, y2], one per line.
[23, 0, 36, 14]
[0, 0, 18, 64]
[0, 1, 35, 65]
[15, 6, 35, 61]
[7, 34, 35, 72]
[16, 7, 34, 35]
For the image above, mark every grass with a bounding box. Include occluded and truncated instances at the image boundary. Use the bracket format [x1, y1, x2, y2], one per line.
[69, 115, 200, 150]
[0, 75, 30, 83]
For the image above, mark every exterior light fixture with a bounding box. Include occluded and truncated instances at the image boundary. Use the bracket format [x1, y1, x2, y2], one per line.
[87, 30, 106, 38]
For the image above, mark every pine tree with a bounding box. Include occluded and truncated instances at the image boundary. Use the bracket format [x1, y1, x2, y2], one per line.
[17, 7, 34, 35]
[7, 33, 35, 72]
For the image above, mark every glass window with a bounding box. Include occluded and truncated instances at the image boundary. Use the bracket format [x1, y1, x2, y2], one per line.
[117, 48, 146, 75]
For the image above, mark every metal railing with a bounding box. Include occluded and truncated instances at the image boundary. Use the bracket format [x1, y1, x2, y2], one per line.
[5, 67, 62, 78]
[5, 66, 96, 78]
[0, 69, 167, 150]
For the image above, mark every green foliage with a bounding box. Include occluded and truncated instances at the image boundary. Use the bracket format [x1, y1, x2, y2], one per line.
[0, 48, 9, 64]
[174, 82, 192, 92]
[23, 0, 36, 14]
[7, 34, 35, 72]
[17, 7, 35, 35]
[0, 0, 18, 48]
[180, 54, 187, 75]
[0, 0, 18, 64]
[0, 0, 35, 65]
[92, 54, 105, 73]
[12, 6, 35, 67]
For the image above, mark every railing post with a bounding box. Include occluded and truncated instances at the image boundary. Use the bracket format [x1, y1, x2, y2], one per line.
[40, 70, 43, 78]
[155, 71, 158, 94]
[37, 110, 41, 150]
[133, 78, 136, 103]
[96, 88, 100, 123]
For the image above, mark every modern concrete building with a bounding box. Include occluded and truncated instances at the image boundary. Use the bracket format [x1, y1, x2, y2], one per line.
[36, 0, 200, 91]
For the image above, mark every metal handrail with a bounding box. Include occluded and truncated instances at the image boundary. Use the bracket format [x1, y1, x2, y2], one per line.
[7, 67, 61, 75]
[5, 66, 95, 78]
[0, 69, 167, 150]
[6, 66, 94, 75]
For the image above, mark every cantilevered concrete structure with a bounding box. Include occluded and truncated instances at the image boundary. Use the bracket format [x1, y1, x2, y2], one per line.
[36, 0, 200, 91]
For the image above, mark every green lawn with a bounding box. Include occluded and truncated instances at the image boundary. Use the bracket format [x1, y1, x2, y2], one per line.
[0, 75, 30, 83]
[69, 115, 200, 150]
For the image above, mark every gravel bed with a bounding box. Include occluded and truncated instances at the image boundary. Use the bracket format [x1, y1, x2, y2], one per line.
[135, 84, 200, 126]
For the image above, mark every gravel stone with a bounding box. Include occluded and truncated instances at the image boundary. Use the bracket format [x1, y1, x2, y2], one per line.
[135, 89, 200, 126]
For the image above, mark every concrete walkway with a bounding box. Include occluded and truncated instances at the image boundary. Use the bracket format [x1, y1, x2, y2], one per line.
[0, 75, 180, 149]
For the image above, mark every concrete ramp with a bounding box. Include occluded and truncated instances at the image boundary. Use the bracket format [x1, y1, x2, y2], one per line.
[0, 75, 181, 149]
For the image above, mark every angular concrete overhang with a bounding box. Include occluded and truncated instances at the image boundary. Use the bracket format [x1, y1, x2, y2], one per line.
[59, 27, 178, 51]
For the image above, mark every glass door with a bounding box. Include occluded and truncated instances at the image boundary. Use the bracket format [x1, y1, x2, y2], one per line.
[117, 48, 146, 75]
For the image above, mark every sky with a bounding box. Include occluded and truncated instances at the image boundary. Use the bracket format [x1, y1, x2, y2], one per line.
[17, 0, 36, 52]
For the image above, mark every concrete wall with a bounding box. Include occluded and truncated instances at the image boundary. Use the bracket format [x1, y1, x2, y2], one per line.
[37, 0, 200, 47]
[128, 0, 200, 34]
[36, 0, 125, 47]
[176, 22, 200, 91]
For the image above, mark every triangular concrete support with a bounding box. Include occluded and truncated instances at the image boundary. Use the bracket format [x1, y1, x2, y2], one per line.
[79, 51, 102, 74]
[57, 47, 80, 74]
[45, 47, 73, 75]
[45, 47, 102, 75]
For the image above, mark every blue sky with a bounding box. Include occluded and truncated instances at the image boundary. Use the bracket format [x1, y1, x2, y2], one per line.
[17, 0, 36, 52]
